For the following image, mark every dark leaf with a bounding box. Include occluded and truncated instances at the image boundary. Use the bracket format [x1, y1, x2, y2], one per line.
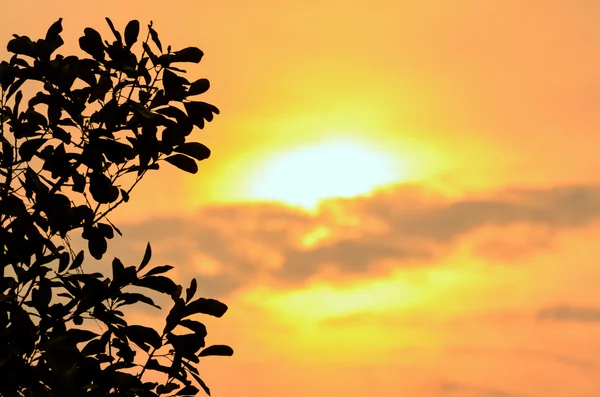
[149, 25, 162, 52]
[183, 101, 219, 129]
[69, 250, 84, 270]
[164, 302, 185, 335]
[149, 89, 168, 108]
[58, 252, 70, 273]
[11, 306, 37, 355]
[174, 142, 211, 161]
[142, 42, 158, 66]
[112, 223, 123, 237]
[139, 89, 151, 104]
[164, 154, 198, 174]
[185, 278, 197, 303]
[72, 172, 86, 193]
[81, 331, 110, 356]
[18, 138, 48, 161]
[1, 140, 14, 168]
[79, 28, 105, 60]
[171, 47, 203, 63]
[97, 138, 136, 164]
[97, 222, 114, 239]
[162, 69, 189, 99]
[78, 59, 99, 86]
[107, 371, 142, 389]
[7, 35, 36, 58]
[155, 105, 188, 122]
[126, 325, 162, 352]
[143, 265, 174, 277]
[120, 188, 130, 202]
[177, 385, 200, 396]
[51, 125, 71, 144]
[105, 17, 122, 43]
[184, 298, 228, 318]
[168, 332, 205, 357]
[25, 108, 48, 127]
[124, 20, 140, 48]
[198, 345, 234, 357]
[131, 102, 155, 118]
[45, 18, 63, 42]
[18, 138, 47, 161]
[9, 54, 30, 67]
[179, 319, 206, 336]
[138, 55, 150, 80]
[0, 61, 14, 89]
[28, 91, 51, 107]
[190, 372, 211, 396]
[113, 79, 136, 92]
[116, 292, 161, 309]
[67, 328, 99, 344]
[32, 279, 52, 310]
[7, 78, 25, 101]
[133, 275, 177, 295]
[146, 359, 173, 378]
[88, 233, 107, 260]
[89, 172, 119, 204]
[0, 194, 27, 217]
[89, 74, 112, 103]
[42, 36, 64, 61]
[157, 383, 181, 394]
[172, 284, 183, 301]
[188, 78, 210, 96]
[138, 242, 152, 272]
[168, 66, 187, 73]
[112, 257, 125, 282]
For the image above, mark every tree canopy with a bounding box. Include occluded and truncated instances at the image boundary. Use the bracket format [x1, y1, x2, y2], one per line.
[0, 18, 232, 396]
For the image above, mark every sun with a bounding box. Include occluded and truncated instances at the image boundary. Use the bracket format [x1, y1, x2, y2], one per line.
[241, 139, 409, 209]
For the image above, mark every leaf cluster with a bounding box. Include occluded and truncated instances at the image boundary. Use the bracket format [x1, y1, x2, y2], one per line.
[0, 18, 231, 396]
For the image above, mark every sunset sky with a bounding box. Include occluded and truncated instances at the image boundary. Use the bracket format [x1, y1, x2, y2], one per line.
[4, 1, 600, 396]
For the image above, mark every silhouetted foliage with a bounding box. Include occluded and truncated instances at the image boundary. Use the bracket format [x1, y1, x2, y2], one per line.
[0, 18, 232, 396]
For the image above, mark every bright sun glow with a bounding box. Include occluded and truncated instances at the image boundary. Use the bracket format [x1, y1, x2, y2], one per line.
[243, 139, 408, 209]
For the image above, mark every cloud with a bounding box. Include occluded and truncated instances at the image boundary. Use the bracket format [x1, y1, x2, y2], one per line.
[446, 346, 597, 372]
[537, 305, 600, 323]
[469, 224, 553, 261]
[351, 184, 600, 242]
[274, 237, 432, 282]
[552, 355, 597, 371]
[438, 381, 523, 397]
[89, 183, 600, 297]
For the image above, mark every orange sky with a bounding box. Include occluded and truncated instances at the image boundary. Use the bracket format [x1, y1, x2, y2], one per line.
[4, 1, 600, 396]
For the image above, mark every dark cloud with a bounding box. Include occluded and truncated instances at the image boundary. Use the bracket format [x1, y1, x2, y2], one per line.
[537, 305, 600, 323]
[552, 354, 596, 371]
[448, 346, 597, 372]
[438, 381, 523, 397]
[357, 184, 600, 242]
[276, 237, 432, 282]
[81, 183, 600, 297]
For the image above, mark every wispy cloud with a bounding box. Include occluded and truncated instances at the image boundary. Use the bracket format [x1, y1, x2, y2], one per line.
[538, 305, 600, 323]
[438, 381, 524, 397]
[92, 183, 600, 297]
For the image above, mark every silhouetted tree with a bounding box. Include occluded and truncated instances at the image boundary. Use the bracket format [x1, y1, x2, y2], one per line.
[0, 18, 232, 396]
